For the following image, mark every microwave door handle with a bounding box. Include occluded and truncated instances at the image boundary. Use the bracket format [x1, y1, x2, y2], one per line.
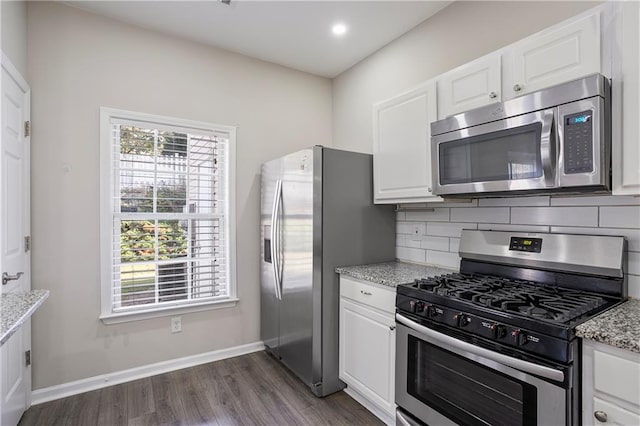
[396, 313, 565, 382]
[540, 109, 556, 187]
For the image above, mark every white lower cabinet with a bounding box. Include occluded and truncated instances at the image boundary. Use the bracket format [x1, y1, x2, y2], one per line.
[582, 339, 640, 425]
[339, 276, 396, 425]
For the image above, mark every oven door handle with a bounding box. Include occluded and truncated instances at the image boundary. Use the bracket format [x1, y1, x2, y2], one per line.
[396, 314, 565, 382]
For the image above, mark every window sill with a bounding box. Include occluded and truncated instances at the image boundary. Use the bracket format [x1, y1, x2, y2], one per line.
[100, 298, 239, 324]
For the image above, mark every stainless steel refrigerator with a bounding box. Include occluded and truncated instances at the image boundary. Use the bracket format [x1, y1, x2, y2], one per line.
[260, 146, 396, 397]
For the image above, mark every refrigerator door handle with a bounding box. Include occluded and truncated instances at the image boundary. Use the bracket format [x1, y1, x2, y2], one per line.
[270, 179, 282, 300]
[275, 179, 284, 300]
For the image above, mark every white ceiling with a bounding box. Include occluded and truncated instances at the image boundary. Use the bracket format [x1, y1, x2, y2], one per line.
[65, 1, 452, 78]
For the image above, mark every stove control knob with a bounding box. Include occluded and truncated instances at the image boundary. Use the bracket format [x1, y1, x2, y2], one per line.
[490, 324, 507, 339]
[428, 305, 440, 318]
[454, 313, 471, 327]
[415, 302, 426, 314]
[511, 329, 528, 346]
[409, 300, 417, 313]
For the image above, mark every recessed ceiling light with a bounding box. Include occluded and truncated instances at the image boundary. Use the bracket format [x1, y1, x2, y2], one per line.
[332, 23, 347, 36]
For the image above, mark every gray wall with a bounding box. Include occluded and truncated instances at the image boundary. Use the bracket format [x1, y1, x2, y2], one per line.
[1, 0, 27, 77]
[331, 1, 639, 299]
[332, 1, 599, 154]
[28, 1, 332, 389]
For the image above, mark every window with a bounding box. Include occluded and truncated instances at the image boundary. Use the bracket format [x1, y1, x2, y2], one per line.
[100, 108, 236, 323]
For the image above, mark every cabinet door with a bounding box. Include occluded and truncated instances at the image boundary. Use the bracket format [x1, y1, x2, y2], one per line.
[612, 1, 640, 195]
[1, 324, 29, 426]
[583, 340, 640, 426]
[591, 398, 640, 426]
[373, 81, 440, 204]
[437, 53, 502, 119]
[339, 297, 395, 416]
[593, 349, 640, 407]
[504, 11, 601, 98]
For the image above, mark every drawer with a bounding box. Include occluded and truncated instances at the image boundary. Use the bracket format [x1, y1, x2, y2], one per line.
[592, 397, 640, 425]
[339, 276, 395, 314]
[594, 349, 640, 408]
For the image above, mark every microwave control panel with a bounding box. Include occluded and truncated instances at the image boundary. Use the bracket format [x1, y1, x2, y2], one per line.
[563, 111, 594, 174]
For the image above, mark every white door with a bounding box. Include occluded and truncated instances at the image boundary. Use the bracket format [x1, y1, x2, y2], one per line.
[1, 55, 31, 426]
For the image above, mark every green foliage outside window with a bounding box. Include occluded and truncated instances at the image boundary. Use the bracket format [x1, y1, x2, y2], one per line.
[119, 126, 188, 156]
[118, 125, 190, 263]
[120, 220, 188, 263]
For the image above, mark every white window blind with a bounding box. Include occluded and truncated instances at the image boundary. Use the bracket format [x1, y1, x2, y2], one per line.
[100, 109, 236, 321]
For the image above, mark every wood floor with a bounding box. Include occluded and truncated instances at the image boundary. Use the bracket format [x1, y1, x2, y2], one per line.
[18, 350, 383, 426]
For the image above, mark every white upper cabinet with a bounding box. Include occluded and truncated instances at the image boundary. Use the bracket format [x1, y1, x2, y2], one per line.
[437, 53, 502, 119]
[504, 11, 601, 98]
[612, 1, 640, 195]
[373, 80, 441, 204]
[371, 4, 632, 201]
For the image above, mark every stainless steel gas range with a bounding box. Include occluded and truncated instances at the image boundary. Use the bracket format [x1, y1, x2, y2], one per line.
[395, 230, 626, 426]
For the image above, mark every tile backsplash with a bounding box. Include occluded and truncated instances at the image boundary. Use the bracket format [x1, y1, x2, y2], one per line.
[396, 195, 640, 298]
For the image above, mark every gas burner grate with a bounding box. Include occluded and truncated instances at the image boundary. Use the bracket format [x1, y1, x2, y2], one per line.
[412, 273, 608, 323]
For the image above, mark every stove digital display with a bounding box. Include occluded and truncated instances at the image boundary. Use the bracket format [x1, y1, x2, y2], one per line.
[509, 237, 542, 253]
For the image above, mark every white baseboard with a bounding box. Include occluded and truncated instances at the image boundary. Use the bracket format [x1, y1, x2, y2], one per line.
[31, 341, 265, 405]
[343, 386, 395, 426]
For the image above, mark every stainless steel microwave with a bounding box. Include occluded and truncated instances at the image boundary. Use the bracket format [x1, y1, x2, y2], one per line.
[431, 74, 611, 197]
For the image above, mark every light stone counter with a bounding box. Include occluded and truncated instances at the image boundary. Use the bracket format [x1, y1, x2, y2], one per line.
[576, 299, 640, 354]
[336, 261, 456, 288]
[1, 290, 49, 346]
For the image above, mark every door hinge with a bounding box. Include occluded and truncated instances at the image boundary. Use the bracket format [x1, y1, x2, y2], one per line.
[25, 350, 31, 366]
[24, 121, 30, 137]
[25, 236, 31, 252]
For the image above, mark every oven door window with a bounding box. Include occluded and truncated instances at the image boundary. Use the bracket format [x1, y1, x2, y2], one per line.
[439, 123, 542, 185]
[408, 336, 537, 426]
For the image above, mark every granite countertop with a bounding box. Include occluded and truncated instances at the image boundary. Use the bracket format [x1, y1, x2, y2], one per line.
[1, 289, 49, 346]
[576, 299, 640, 353]
[335, 261, 456, 288]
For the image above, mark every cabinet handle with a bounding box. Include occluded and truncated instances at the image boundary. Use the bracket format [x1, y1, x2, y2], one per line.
[594, 411, 607, 423]
[427, 187, 432, 192]
[389, 325, 396, 331]
[489, 91, 497, 99]
[360, 290, 372, 296]
[513, 84, 522, 92]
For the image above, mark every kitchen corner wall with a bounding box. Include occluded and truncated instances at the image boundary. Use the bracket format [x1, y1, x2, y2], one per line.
[332, 1, 640, 297]
[28, 2, 331, 389]
[395, 196, 640, 298]
[1, 0, 27, 77]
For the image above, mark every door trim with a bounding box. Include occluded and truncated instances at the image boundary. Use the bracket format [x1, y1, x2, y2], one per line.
[1, 53, 29, 93]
